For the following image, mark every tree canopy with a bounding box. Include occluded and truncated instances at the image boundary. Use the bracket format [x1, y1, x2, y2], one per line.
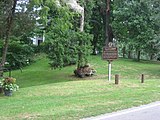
[0, 0, 159, 72]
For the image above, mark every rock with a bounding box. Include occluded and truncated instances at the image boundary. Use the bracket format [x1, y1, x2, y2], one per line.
[74, 65, 96, 78]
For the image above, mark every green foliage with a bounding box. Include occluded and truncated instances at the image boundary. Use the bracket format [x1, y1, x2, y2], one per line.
[6, 40, 34, 69]
[42, 5, 76, 69]
[89, 0, 106, 53]
[31, 44, 44, 53]
[78, 0, 110, 54]
[75, 31, 93, 67]
[0, 1, 36, 41]
[0, 0, 37, 73]
[112, 0, 160, 60]
[35, 1, 93, 69]
[44, 31, 92, 69]
[0, 0, 13, 39]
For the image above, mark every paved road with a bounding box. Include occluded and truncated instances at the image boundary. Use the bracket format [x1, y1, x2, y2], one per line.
[82, 101, 160, 120]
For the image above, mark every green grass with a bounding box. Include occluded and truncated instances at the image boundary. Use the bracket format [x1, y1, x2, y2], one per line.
[88, 56, 160, 79]
[0, 55, 160, 120]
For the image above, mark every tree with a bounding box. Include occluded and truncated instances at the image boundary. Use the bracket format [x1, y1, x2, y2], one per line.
[7, 39, 34, 69]
[0, 0, 38, 72]
[32, 0, 93, 69]
[105, 0, 112, 45]
[0, 0, 17, 76]
[83, 0, 103, 55]
[112, 0, 158, 61]
[144, 0, 160, 60]
[12, 1, 36, 44]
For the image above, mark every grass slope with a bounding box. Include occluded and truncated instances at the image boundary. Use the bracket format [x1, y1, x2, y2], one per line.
[0, 55, 160, 120]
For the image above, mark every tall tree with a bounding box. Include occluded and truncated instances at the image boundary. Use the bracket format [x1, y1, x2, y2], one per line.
[32, 0, 93, 69]
[0, 0, 17, 75]
[105, 0, 111, 46]
[112, 0, 157, 61]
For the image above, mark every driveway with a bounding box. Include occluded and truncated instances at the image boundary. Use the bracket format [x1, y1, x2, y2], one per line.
[82, 101, 160, 120]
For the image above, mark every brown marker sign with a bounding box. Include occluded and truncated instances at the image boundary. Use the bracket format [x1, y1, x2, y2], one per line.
[102, 47, 118, 60]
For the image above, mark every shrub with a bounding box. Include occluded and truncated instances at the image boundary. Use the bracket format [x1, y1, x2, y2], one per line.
[6, 42, 34, 69]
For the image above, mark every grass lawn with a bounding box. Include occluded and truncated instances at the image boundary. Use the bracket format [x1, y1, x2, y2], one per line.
[0, 55, 160, 120]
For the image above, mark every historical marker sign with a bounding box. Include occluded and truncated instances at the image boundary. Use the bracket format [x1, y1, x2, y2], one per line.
[102, 42, 118, 81]
[102, 46, 118, 61]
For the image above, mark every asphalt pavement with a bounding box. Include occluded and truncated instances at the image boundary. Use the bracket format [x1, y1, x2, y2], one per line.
[82, 101, 160, 120]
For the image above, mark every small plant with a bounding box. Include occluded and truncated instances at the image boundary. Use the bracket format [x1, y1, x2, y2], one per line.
[0, 77, 19, 96]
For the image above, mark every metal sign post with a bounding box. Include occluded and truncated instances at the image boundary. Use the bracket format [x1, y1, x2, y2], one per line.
[108, 61, 111, 81]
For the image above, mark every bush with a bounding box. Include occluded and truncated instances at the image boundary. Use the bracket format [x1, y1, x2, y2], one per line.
[6, 42, 34, 69]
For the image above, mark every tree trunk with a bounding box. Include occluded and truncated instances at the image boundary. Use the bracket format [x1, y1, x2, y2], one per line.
[92, 34, 99, 55]
[92, 45, 97, 55]
[77, 50, 82, 68]
[150, 45, 154, 60]
[128, 51, 131, 59]
[79, 7, 84, 32]
[0, 0, 17, 76]
[150, 54, 154, 60]
[137, 50, 141, 61]
[105, 0, 111, 46]
[122, 47, 126, 58]
[77, 7, 84, 69]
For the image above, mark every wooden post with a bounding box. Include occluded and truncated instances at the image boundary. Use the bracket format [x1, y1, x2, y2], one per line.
[141, 74, 144, 83]
[115, 74, 119, 84]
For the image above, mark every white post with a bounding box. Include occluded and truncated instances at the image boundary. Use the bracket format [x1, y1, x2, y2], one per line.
[108, 61, 111, 81]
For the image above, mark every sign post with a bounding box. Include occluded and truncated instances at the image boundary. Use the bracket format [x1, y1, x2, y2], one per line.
[108, 61, 111, 81]
[102, 42, 118, 81]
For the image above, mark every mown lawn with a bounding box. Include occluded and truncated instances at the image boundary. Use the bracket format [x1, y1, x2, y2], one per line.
[0, 55, 160, 120]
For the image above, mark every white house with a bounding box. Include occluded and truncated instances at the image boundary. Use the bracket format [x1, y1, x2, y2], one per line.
[31, 30, 45, 46]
